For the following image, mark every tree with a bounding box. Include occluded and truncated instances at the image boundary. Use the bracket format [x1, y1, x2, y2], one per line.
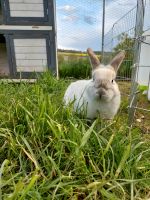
[113, 33, 135, 79]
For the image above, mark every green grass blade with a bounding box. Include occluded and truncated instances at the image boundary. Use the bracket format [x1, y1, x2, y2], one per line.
[0, 160, 10, 200]
[7, 180, 24, 200]
[115, 143, 131, 178]
[101, 188, 120, 200]
[79, 120, 97, 149]
[20, 173, 39, 200]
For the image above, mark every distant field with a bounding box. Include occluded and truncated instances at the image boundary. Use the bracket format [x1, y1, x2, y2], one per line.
[58, 51, 101, 58]
[58, 52, 88, 57]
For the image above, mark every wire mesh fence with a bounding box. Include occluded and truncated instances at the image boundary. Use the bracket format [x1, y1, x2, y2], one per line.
[56, 0, 150, 130]
[56, 0, 139, 80]
[128, 0, 150, 131]
[102, 0, 150, 130]
[102, 2, 137, 82]
[56, 0, 102, 51]
[56, 0, 102, 78]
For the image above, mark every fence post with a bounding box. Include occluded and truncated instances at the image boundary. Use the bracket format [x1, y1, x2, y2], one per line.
[101, 0, 105, 58]
[128, 0, 145, 126]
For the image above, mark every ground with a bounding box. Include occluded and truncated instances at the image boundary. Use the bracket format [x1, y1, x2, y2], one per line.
[0, 74, 150, 199]
[119, 81, 150, 134]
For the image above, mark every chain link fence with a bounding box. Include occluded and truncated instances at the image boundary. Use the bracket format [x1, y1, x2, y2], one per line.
[128, 0, 150, 131]
[56, 0, 139, 80]
[103, 0, 150, 131]
[56, 0, 102, 51]
[102, 1, 137, 82]
[56, 0, 150, 131]
[56, 0, 102, 78]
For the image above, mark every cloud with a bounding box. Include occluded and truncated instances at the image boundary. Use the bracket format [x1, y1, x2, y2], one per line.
[84, 16, 96, 25]
[58, 5, 77, 13]
[57, 26, 101, 51]
[57, 4, 79, 23]
[62, 15, 79, 22]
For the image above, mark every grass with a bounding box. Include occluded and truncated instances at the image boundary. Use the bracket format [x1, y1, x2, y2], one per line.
[0, 73, 150, 199]
[58, 53, 132, 79]
[58, 58, 91, 79]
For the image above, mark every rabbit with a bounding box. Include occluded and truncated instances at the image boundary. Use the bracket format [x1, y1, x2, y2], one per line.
[64, 48, 125, 119]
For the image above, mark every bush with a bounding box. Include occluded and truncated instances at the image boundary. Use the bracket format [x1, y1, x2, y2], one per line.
[117, 60, 132, 79]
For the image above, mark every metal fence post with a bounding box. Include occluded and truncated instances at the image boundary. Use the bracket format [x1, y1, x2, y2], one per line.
[128, 0, 145, 126]
[101, 0, 105, 58]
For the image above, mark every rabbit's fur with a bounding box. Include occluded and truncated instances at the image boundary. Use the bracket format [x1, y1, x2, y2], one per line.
[64, 48, 125, 119]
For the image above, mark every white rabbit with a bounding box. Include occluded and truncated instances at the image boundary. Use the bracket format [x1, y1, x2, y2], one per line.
[64, 48, 125, 119]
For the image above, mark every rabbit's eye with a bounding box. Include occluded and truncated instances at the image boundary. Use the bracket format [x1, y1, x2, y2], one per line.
[112, 80, 114, 83]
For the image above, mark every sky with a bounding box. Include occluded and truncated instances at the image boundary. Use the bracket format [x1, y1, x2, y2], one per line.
[56, 0, 149, 51]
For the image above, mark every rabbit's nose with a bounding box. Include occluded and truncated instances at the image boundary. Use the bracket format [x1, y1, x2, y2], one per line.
[97, 89, 106, 99]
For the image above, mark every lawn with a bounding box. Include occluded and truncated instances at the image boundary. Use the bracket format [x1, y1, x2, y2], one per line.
[0, 73, 150, 199]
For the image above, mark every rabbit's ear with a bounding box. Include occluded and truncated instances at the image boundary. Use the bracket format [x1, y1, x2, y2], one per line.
[87, 48, 100, 70]
[110, 50, 125, 73]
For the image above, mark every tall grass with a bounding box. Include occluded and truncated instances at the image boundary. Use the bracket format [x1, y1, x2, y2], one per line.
[0, 73, 150, 199]
[59, 58, 91, 79]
